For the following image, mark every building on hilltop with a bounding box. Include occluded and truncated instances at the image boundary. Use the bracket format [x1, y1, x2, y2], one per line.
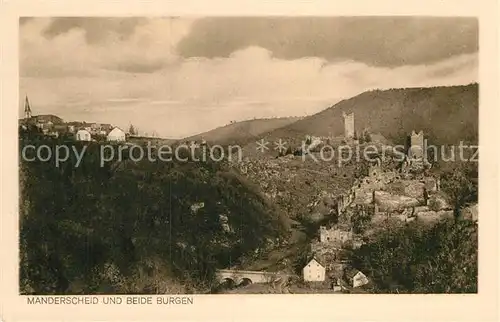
[24, 95, 32, 119]
[75, 129, 92, 141]
[342, 111, 355, 139]
[107, 127, 126, 142]
[90, 123, 113, 135]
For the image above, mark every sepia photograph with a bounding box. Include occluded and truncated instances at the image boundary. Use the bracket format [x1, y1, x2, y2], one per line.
[17, 16, 481, 297]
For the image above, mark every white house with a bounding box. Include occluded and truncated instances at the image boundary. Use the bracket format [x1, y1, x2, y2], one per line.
[107, 127, 126, 142]
[345, 268, 369, 288]
[75, 129, 92, 141]
[303, 258, 326, 282]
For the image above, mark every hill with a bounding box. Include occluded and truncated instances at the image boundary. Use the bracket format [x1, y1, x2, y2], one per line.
[23, 114, 65, 124]
[183, 117, 302, 146]
[251, 84, 478, 150]
[128, 135, 178, 146]
[19, 133, 288, 295]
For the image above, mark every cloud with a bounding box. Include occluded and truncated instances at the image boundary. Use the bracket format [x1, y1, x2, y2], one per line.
[20, 41, 477, 138]
[42, 17, 146, 44]
[177, 17, 478, 67]
[20, 17, 195, 76]
[19, 18, 478, 138]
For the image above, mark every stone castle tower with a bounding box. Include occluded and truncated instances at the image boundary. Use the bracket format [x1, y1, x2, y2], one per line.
[342, 111, 355, 139]
[409, 130, 425, 160]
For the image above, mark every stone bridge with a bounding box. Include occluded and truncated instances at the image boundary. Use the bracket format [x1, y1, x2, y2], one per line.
[215, 269, 291, 285]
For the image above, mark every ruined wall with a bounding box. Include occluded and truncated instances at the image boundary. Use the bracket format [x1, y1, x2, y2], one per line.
[319, 226, 353, 243]
[373, 190, 420, 212]
[416, 210, 454, 223]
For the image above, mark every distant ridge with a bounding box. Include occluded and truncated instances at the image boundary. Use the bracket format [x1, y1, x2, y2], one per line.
[183, 117, 303, 146]
[22, 114, 64, 124]
[256, 83, 478, 146]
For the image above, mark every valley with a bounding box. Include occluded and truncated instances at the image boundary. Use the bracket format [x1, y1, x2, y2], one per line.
[19, 83, 479, 295]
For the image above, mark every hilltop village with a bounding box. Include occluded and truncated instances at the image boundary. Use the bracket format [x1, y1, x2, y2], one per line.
[19, 97, 130, 142]
[16, 95, 165, 145]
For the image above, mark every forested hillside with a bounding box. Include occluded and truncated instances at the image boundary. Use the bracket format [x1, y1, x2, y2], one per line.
[261, 84, 478, 146]
[183, 117, 302, 146]
[351, 218, 478, 293]
[19, 128, 287, 294]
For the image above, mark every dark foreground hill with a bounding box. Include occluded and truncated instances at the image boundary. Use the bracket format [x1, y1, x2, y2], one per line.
[257, 83, 478, 147]
[183, 117, 302, 146]
[19, 130, 288, 294]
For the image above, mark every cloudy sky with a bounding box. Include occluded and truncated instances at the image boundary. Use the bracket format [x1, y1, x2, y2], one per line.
[20, 17, 478, 138]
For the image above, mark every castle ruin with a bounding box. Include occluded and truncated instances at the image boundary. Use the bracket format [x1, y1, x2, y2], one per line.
[408, 130, 425, 160]
[319, 226, 353, 244]
[342, 112, 355, 139]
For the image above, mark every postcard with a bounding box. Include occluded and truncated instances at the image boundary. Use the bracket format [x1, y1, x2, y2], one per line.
[1, 1, 498, 321]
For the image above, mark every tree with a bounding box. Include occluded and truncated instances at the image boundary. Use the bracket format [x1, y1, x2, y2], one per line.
[351, 219, 477, 293]
[439, 162, 478, 219]
[358, 133, 365, 144]
[128, 124, 137, 135]
[364, 131, 372, 143]
[19, 137, 287, 294]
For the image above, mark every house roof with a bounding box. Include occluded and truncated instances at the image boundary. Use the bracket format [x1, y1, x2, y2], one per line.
[111, 126, 125, 132]
[305, 255, 326, 268]
[344, 267, 362, 279]
[108, 127, 126, 135]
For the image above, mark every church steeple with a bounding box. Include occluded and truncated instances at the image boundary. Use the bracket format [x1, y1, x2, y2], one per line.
[24, 95, 32, 119]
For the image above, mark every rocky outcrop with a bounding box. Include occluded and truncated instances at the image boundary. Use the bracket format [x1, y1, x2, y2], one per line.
[374, 191, 420, 212]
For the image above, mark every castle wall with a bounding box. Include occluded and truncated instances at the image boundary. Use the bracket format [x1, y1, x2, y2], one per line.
[319, 226, 353, 244]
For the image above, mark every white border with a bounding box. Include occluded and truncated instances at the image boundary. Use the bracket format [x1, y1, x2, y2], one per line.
[1, 1, 498, 321]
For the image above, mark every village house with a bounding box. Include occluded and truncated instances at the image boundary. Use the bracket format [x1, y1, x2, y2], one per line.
[107, 127, 126, 142]
[344, 268, 369, 288]
[90, 123, 101, 133]
[66, 121, 89, 133]
[75, 129, 92, 141]
[89, 123, 113, 135]
[302, 257, 326, 282]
